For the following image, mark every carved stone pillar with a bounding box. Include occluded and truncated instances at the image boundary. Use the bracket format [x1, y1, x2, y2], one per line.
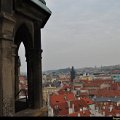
[15, 54, 20, 99]
[26, 21, 43, 109]
[0, 13, 16, 116]
[26, 50, 34, 108]
[26, 48, 43, 109]
[32, 49, 43, 109]
[33, 22, 43, 109]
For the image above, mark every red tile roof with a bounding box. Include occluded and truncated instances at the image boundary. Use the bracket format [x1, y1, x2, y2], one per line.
[81, 97, 94, 105]
[83, 83, 100, 87]
[89, 89, 120, 97]
[102, 109, 120, 116]
[80, 92, 89, 97]
[50, 92, 75, 108]
[68, 110, 91, 117]
[112, 70, 120, 74]
[53, 102, 69, 116]
[111, 83, 120, 90]
[70, 99, 88, 112]
[83, 79, 113, 88]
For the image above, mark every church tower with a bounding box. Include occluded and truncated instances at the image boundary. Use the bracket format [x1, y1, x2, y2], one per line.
[70, 66, 76, 89]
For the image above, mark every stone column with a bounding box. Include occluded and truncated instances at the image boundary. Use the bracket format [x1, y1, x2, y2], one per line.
[33, 21, 43, 109]
[26, 48, 43, 109]
[0, 13, 16, 116]
[15, 54, 20, 100]
[26, 50, 34, 108]
[25, 21, 43, 110]
[33, 49, 43, 109]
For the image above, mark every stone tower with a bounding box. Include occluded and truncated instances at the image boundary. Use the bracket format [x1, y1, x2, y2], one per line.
[0, 0, 51, 116]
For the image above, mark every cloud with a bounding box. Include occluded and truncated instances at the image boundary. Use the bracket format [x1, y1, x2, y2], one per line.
[19, 0, 120, 71]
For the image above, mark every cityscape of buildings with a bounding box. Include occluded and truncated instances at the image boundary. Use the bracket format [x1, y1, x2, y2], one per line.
[19, 65, 120, 117]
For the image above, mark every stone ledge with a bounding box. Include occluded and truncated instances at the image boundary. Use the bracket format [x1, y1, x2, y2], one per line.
[14, 107, 48, 117]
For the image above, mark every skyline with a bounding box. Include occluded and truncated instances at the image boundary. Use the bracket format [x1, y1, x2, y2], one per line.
[19, 0, 120, 72]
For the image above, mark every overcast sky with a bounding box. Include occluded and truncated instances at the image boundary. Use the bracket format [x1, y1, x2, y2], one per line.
[19, 0, 120, 72]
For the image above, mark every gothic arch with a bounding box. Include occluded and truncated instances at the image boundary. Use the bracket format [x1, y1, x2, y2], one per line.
[14, 23, 33, 112]
[14, 23, 33, 52]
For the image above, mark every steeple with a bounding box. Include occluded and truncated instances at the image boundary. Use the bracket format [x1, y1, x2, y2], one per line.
[70, 66, 76, 88]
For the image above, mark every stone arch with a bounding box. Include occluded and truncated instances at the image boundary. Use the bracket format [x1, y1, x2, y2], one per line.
[14, 23, 33, 51]
[14, 23, 33, 112]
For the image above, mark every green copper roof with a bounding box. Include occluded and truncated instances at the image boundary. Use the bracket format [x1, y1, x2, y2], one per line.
[30, 0, 51, 14]
[39, 0, 46, 5]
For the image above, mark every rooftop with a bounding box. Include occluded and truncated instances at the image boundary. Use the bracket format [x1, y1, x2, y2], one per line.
[94, 97, 120, 103]
[30, 0, 51, 14]
[68, 110, 91, 117]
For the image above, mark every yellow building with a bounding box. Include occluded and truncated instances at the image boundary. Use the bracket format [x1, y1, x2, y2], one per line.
[80, 76, 93, 81]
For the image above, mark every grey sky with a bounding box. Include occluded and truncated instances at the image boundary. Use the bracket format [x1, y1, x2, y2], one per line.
[19, 0, 120, 72]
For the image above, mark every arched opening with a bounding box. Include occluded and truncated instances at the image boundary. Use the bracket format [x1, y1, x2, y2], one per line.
[14, 24, 33, 112]
[18, 42, 27, 75]
[15, 42, 28, 112]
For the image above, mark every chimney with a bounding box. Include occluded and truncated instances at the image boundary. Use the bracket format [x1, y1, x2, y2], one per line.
[83, 110, 85, 114]
[72, 103, 75, 113]
[67, 101, 70, 108]
[78, 97, 80, 100]
[67, 101, 73, 114]
[51, 108, 54, 116]
[103, 111, 105, 116]
[78, 113, 80, 117]
[80, 108, 83, 112]
[116, 113, 120, 117]
[64, 96, 67, 100]
[109, 105, 113, 112]
[83, 107, 86, 111]
[54, 105, 59, 116]
[76, 90, 80, 97]
[103, 106, 105, 109]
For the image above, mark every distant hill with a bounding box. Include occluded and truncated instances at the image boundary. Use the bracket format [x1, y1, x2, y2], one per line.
[43, 64, 120, 74]
[43, 67, 71, 74]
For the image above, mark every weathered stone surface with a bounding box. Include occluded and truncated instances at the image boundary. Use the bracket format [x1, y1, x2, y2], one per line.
[15, 107, 48, 116]
[0, 0, 13, 13]
[0, 0, 51, 116]
[0, 13, 16, 40]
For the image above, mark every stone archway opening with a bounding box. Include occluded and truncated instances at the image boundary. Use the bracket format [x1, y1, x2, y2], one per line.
[14, 24, 33, 112]
[15, 42, 28, 112]
[18, 42, 27, 75]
